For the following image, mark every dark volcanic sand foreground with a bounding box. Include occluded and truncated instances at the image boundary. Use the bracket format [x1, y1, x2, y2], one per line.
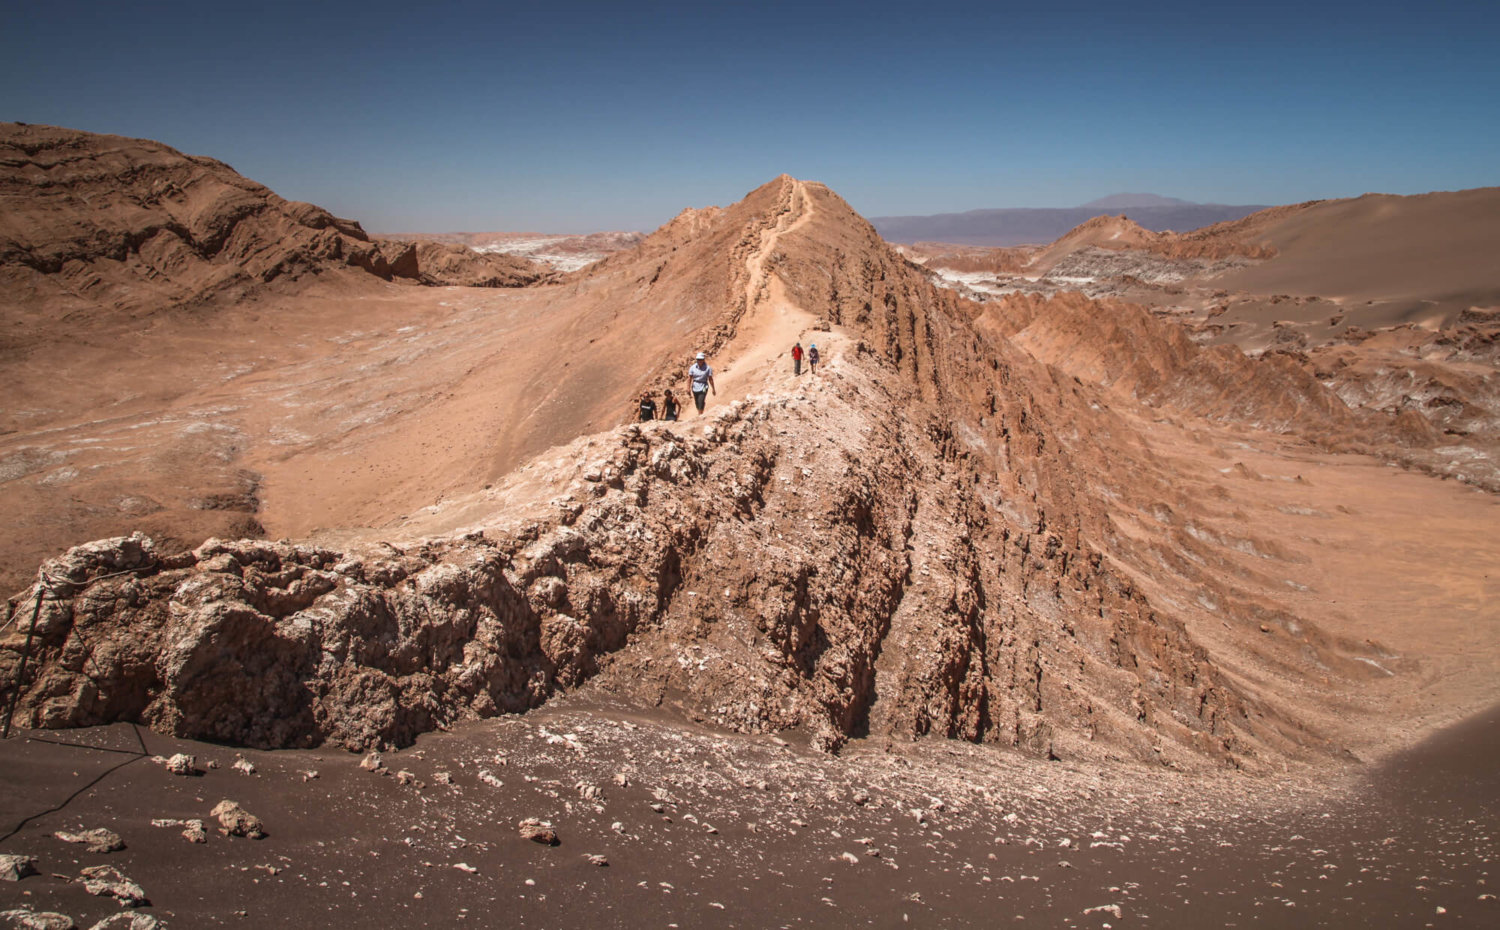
[1, 700, 1495, 928]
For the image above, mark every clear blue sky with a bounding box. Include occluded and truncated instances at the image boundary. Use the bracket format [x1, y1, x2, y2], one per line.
[5, 1, 1497, 232]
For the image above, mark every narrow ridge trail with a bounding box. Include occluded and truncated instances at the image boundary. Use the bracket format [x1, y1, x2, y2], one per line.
[715, 178, 847, 403]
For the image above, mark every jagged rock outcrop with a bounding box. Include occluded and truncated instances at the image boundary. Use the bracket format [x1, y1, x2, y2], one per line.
[0, 122, 547, 327]
[0, 367, 1312, 769]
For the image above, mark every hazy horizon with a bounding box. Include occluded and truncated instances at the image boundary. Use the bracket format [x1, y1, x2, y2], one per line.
[5, 0, 1497, 233]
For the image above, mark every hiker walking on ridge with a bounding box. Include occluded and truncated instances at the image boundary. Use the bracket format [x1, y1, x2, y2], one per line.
[792, 340, 804, 375]
[808, 343, 820, 374]
[688, 352, 716, 414]
[661, 389, 680, 421]
[638, 391, 657, 422]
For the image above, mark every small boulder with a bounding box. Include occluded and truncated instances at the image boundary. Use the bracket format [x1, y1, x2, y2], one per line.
[77, 865, 149, 907]
[0, 909, 75, 930]
[53, 829, 124, 854]
[0, 855, 38, 882]
[151, 753, 198, 776]
[150, 818, 207, 844]
[210, 800, 265, 839]
[87, 915, 161, 930]
[518, 818, 559, 846]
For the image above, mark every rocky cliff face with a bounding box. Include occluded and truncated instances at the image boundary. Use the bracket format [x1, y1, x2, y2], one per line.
[0, 122, 547, 327]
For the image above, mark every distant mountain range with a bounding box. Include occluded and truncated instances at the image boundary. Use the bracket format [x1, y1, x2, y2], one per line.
[871, 194, 1269, 246]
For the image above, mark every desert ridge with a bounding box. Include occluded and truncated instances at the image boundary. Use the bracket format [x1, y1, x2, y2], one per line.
[0, 127, 1495, 785]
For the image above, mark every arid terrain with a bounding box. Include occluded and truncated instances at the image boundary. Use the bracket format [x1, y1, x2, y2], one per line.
[380, 231, 645, 273]
[2, 123, 1497, 927]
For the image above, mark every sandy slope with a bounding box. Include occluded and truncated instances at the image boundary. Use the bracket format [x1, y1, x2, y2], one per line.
[1211, 188, 1500, 326]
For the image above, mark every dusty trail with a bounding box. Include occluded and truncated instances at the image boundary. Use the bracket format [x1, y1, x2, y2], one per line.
[713, 179, 845, 404]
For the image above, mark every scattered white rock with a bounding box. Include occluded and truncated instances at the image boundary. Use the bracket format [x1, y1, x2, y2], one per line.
[77, 865, 148, 907]
[150, 818, 207, 844]
[0, 909, 76, 930]
[88, 914, 161, 929]
[231, 757, 256, 776]
[151, 753, 198, 776]
[54, 829, 123, 854]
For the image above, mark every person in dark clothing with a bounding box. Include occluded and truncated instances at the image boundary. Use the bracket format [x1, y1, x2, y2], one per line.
[661, 389, 680, 421]
[808, 343, 820, 373]
[792, 341, 804, 375]
[638, 392, 657, 422]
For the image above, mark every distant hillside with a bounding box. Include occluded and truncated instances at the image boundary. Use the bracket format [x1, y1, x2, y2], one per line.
[871, 198, 1269, 246]
[0, 122, 549, 321]
[1078, 193, 1194, 209]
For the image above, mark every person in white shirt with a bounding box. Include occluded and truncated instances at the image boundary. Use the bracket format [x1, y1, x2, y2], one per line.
[687, 352, 716, 413]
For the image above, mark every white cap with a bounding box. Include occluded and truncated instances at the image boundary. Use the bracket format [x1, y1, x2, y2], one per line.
[696, 352, 706, 360]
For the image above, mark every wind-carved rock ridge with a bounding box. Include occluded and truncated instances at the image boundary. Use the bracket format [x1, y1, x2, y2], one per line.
[3, 349, 1336, 771]
[0, 173, 1401, 771]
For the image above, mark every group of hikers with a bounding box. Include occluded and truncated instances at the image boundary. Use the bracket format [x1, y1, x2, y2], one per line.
[637, 342, 820, 422]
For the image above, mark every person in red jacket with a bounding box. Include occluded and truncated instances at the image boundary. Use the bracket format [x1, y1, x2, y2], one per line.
[792, 341, 804, 375]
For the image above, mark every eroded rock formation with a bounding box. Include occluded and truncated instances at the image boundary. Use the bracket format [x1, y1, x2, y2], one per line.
[0, 168, 1449, 771]
[0, 122, 548, 326]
